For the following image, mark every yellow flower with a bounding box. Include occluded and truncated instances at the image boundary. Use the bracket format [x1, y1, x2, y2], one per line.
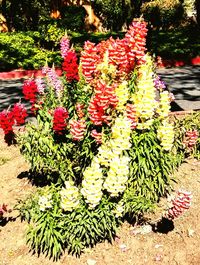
[157, 119, 174, 151]
[60, 181, 79, 212]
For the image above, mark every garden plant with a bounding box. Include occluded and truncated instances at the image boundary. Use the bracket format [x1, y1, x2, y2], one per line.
[0, 19, 198, 260]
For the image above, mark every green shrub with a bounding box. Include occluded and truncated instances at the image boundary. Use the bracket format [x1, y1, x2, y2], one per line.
[17, 186, 120, 259]
[0, 32, 61, 71]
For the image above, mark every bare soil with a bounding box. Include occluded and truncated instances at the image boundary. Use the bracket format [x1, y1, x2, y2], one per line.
[0, 132, 200, 265]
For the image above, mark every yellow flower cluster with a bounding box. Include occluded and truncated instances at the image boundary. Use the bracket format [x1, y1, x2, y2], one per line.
[104, 155, 130, 197]
[81, 160, 103, 208]
[132, 55, 157, 123]
[38, 194, 52, 211]
[157, 91, 171, 119]
[81, 115, 132, 207]
[97, 51, 116, 81]
[112, 200, 124, 217]
[115, 81, 129, 112]
[157, 119, 174, 151]
[97, 116, 132, 165]
[60, 181, 79, 212]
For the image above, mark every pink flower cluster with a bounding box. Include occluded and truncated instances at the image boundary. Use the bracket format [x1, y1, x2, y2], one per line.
[91, 129, 102, 144]
[42, 66, 63, 97]
[183, 130, 199, 150]
[69, 119, 86, 141]
[165, 190, 192, 220]
[60, 36, 70, 59]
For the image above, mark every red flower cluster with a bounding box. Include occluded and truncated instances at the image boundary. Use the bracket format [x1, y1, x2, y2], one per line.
[22, 79, 38, 113]
[165, 190, 192, 220]
[183, 130, 199, 150]
[22, 79, 38, 103]
[0, 110, 14, 135]
[12, 103, 28, 126]
[88, 80, 118, 125]
[62, 50, 79, 82]
[53, 107, 69, 134]
[91, 129, 102, 144]
[81, 41, 100, 83]
[69, 119, 86, 141]
[126, 104, 138, 129]
[80, 20, 148, 84]
[125, 20, 147, 65]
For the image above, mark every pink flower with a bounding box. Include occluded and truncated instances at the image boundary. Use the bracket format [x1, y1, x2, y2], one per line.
[165, 190, 192, 220]
[60, 36, 70, 59]
[91, 129, 102, 144]
[69, 119, 86, 141]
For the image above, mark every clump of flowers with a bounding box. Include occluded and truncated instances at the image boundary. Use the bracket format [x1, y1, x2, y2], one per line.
[157, 119, 174, 151]
[12, 103, 28, 126]
[183, 129, 199, 150]
[60, 181, 79, 212]
[62, 50, 79, 82]
[22, 79, 38, 112]
[53, 107, 69, 134]
[0, 110, 14, 135]
[69, 119, 86, 141]
[38, 194, 53, 211]
[165, 190, 192, 220]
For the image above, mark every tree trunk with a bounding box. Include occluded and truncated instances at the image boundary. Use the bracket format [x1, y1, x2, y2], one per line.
[50, 0, 103, 31]
[0, 0, 8, 32]
[196, 0, 200, 26]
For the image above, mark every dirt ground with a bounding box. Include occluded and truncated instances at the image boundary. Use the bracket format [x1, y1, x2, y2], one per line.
[0, 132, 200, 265]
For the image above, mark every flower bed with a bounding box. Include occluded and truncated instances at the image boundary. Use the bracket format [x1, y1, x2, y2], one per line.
[0, 19, 198, 260]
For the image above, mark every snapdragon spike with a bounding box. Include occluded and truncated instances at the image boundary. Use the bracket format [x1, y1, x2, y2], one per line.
[75, 103, 85, 119]
[125, 20, 148, 65]
[0, 110, 14, 134]
[12, 103, 28, 126]
[60, 36, 70, 59]
[53, 107, 69, 134]
[165, 190, 192, 220]
[91, 129, 102, 144]
[81, 41, 100, 83]
[126, 103, 138, 129]
[35, 78, 45, 94]
[43, 67, 63, 97]
[62, 50, 79, 82]
[22, 79, 38, 103]
[69, 119, 86, 141]
[183, 130, 199, 149]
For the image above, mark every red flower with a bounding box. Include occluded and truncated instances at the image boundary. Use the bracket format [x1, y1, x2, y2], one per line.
[69, 119, 86, 141]
[165, 190, 192, 220]
[125, 20, 148, 65]
[0, 110, 14, 135]
[88, 81, 117, 125]
[22, 79, 38, 104]
[53, 107, 69, 134]
[81, 41, 100, 83]
[12, 103, 28, 126]
[62, 50, 79, 82]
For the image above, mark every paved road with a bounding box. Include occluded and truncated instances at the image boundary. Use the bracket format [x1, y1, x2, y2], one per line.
[0, 66, 199, 112]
